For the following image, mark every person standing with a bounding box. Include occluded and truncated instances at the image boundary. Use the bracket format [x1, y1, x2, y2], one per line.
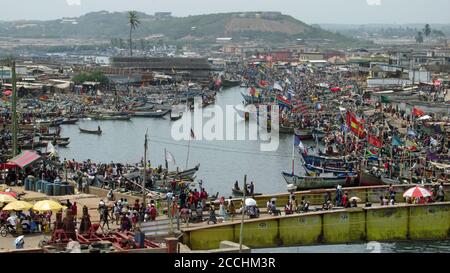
[100, 206, 110, 231]
[437, 182, 445, 202]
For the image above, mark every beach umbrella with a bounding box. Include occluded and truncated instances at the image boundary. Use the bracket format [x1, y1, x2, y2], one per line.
[0, 194, 17, 203]
[403, 186, 432, 198]
[349, 197, 361, 202]
[2, 90, 12, 96]
[245, 198, 257, 206]
[2, 201, 33, 211]
[0, 191, 17, 198]
[33, 200, 65, 212]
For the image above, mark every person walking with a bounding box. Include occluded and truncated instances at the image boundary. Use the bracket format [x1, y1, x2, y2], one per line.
[100, 206, 110, 231]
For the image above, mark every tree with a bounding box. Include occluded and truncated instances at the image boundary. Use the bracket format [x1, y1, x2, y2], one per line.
[424, 24, 431, 37]
[72, 71, 109, 85]
[416, 31, 424, 43]
[128, 11, 141, 56]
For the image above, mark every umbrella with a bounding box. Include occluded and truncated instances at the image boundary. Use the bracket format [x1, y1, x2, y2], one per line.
[417, 115, 431, 121]
[245, 198, 257, 206]
[2, 90, 12, 96]
[349, 197, 362, 202]
[0, 194, 17, 203]
[33, 200, 65, 212]
[0, 191, 17, 198]
[2, 201, 33, 211]
[403, 186, 432, 198]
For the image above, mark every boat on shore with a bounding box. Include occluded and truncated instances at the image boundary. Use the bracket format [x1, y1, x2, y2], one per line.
[39, 136, 70, 141]
[61, 118, 79, 125]
[222, 79, 241, 88]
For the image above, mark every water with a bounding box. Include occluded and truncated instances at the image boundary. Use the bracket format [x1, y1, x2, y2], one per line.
[58, 86, 449, 253]
[59, 86, 301, 196]
[253, 240, 450, 253]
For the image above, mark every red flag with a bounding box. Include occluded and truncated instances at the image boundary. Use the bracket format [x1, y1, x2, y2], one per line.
[249, 87, 256, 96]
[412, 107, 425, 117]
[346, 111, 365, 138]
[368, 135, 382, 148]
[330, 87, 341, 92]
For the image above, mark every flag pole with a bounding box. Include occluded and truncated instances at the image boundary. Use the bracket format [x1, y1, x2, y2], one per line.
[143, 129, 148, 207]
[239, 174, 247, 253]
[291, 134, 295, 175]
[186, 137, 190, 169]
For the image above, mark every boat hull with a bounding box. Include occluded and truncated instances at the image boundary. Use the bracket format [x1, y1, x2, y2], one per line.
[282, 172, 355, 190]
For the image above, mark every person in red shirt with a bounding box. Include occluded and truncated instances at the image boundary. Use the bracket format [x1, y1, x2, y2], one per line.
[193, 189, 200, 208]
[200, 188, 208, 209]
[71, 202, 78, 221]
[342, 192, 349, 208]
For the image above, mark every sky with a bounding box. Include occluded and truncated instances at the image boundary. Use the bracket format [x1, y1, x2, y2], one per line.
[1, 0, 449, 24]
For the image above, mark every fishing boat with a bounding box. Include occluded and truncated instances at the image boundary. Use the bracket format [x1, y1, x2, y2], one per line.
[170, 111, 183, 121]
[279, 124, 295, 134]
[295, 128, 313, 140]
[94, 115, 131, 121]
[231, 188, 262, 196]
[167, 164, 200, 180]
[240, 92, 274, 104]
[61, 118, 78, 125]
[222, 79, 241, 88]
[133, 109, 170, 118]
[281, 171, 356, 190]
[79, 127, 102, 135]
[39, 136, 70, 141]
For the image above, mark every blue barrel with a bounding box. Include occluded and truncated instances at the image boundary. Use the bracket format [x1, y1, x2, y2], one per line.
[41, 181, 47, 193]
[46, 183, 54, 196]
[66, 185, 74, 195]
[60, 184, 67, 195]
[53, 183, 61, 196]
[35, 180, 42, 192]
[24, 178, 30, 191]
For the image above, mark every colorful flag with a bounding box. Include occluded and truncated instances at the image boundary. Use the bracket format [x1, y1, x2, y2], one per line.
[346, 111, 365, 138]
[405, 140, 417, 151]
[412, 107, 425, 117]
[368, 135, 382, 148]
[380, 95, 391, 104]
[392, 135, 404, 146]
[276, 95, 292, 109]
[366, 150, 378, 160]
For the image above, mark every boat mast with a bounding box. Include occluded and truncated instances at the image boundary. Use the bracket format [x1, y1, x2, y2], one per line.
[143, 129, 148, 206]
[11, 61, 18, 157]
[291, 134, 295, 175]
[239, 174, 247, 253]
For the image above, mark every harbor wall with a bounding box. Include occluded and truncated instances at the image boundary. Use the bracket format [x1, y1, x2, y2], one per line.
[182, 202, 450, 250]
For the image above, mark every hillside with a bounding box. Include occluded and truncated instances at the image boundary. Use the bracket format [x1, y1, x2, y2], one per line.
[0, 11, 357, 44]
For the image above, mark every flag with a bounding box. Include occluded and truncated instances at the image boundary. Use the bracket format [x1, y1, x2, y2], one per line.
[407, 127, 417, 137]
[392, 135, 404, 146]
[276, 95, 293, 109]
[330, 87, 341, 92]
[405, 140, 417, 151]
[165, 150, 176, 164]
[368, 135, 382, 148]
[47, 141, 58, 158]
[249, 87, 256, 96]
[273, 82, 283, 91]
[366, 149, 378, 160]
[430, 137, 438, 146]
[427, 151, 439, 161]
[412, 107, 425, 117]
[380, 95, 391, 104]
[346, 111, 365, 138]
[172, 67, 176, 74]
[190, 128, 196, 140]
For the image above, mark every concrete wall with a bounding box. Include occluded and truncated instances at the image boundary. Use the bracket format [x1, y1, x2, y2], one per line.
[182, 202, 450, 250]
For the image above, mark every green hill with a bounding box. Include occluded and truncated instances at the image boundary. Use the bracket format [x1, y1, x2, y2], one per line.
[0, 11, 359, 44]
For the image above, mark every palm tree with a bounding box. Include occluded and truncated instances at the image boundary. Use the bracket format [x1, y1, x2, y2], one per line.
[128, 11, 141, 56]
[424, 24, 431, 37]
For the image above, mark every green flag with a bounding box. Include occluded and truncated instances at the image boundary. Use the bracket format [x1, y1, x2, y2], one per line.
[381, 95, 391, 104]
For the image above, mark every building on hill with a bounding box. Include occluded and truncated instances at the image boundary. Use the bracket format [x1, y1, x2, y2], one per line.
[154, 12, 172, 19]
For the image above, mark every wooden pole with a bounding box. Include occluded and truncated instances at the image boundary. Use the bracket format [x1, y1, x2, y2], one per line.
[239, 174, 247, 253]
[11, 61, 18, 157]
[143, 130, 148, 207]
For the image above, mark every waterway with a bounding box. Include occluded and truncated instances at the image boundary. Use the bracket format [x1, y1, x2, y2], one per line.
[254, 240, 450, 253]
[59, 86, 304, 196]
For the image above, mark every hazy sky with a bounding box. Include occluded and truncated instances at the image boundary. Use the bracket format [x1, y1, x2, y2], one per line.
[1, 0, 449, 24]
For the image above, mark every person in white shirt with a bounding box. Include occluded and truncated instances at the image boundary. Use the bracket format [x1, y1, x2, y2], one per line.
[7, 213, 18, 230]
